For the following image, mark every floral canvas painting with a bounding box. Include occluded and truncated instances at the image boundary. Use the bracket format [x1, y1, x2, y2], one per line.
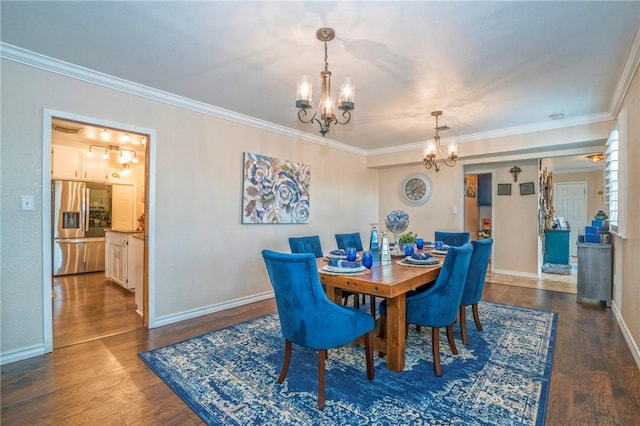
[242, 152, 310, 224]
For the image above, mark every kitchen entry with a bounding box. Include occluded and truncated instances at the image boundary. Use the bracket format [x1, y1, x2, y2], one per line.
[49, 115, 149, 349]
[464, 173, 493, 243]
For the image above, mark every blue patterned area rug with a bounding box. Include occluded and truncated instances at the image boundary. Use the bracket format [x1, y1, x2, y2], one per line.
[139, 301, 557, 425]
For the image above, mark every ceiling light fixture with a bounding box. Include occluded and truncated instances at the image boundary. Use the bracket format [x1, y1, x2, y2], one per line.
[121, 133, 131, 143]
[100, 129, 110, 139]
[586, 153, 604, 163]
[549, 112, 566, 120]
[423, 111, 457, 172]
[87, 144, 138, 163]
[296, 27, 355, 137]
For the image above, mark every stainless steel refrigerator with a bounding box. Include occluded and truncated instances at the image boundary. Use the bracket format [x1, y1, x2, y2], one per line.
[52, 180, 111, 276]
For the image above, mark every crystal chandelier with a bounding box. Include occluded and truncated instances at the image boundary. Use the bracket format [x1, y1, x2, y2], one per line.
[424, 111, 457, 172]
[296, 28, 355, 137]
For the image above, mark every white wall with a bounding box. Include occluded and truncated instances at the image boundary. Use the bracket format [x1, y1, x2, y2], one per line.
[0, 59, 378, 359]
[377, 164, 464, 243]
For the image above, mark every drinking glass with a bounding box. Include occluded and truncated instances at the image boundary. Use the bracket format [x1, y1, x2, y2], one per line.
[404, 244, 414, 257]
[435, 241, 444, 250]
[416, 238, 424, 250]
[346, 247, 357, 261]
[362, 251, 373, 269]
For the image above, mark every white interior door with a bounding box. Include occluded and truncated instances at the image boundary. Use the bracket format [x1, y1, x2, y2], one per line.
[111, 184, 135, 231]
[554, 182, 587, 257]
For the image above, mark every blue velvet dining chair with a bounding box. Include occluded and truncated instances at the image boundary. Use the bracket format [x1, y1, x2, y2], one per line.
[459, 238, 493, 345]
[434, 231, 471, 247]
[289, 235, 360, 308]
[261, 250, 375, 410]
[288, 235, 324, 258]
[334, 232, 376, 317]
[379, 243, 473, 377]
[334, 232, 364, 252]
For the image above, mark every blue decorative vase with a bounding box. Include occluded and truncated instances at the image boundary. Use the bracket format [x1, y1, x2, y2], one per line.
[594, 210, 608, 220]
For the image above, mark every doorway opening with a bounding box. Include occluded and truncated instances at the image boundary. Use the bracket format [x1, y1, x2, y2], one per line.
[44, 111, 153, 350]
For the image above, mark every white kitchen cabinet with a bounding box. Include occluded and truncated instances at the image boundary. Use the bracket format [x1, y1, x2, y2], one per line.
[52, 145, 109, 181]
[105, 231, 143, 293]
[105, 231, 128, 288]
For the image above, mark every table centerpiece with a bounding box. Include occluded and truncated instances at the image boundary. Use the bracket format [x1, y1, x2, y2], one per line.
[385, 210, 409, 255]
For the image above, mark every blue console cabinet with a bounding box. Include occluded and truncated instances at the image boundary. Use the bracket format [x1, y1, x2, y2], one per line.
[544, 229, 570, 264]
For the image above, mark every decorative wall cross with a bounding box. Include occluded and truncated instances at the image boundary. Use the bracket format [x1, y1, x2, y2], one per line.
[509, 165, 522, 182]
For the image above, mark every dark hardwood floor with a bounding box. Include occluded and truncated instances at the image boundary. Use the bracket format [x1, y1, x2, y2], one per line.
[53, 272, 142, 348]
[2, 276, 639, 424]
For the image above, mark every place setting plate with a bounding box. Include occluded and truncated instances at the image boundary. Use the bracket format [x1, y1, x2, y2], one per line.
[397, 257, 440, 267]
[325, 253, 347, 260]
[325, 250, 361, 260]
[322, 265, 368, 275]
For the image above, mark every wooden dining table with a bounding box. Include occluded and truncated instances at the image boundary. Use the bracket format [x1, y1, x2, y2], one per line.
[317, 256, 442, 372]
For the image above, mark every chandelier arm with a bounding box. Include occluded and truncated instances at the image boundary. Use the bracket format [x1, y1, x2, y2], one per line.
[334, 110, 352, 125]
[297, 109, 317, 124]
[440, 157, 457, 167]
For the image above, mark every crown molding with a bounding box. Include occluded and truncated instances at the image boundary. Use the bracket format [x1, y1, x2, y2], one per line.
[610, 18, 640, 115]
[365, 112, 613, 157]
[0, 43, 366, 157]
[1, 40, 631, 159]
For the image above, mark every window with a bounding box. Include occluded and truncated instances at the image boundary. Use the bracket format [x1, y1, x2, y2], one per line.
[605, 110, 626, 237]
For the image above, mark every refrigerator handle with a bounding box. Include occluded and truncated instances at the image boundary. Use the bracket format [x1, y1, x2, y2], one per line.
[83, 188, 90, 232]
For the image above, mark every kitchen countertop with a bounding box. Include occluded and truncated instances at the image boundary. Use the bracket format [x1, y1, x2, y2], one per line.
[107, 229, 144, 237]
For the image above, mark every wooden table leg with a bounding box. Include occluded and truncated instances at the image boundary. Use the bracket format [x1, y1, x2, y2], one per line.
[385, 295, 406, 372]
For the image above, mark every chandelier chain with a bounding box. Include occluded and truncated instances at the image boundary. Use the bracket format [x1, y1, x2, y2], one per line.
[324, 41, 329, 72]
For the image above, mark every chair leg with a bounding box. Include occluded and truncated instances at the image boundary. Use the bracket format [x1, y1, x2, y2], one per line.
[278, 339, 292, 384]
[317, 349, 327, 410]
[354, 295, 360, 309]
[472, 303, 483, 331]
[370, 296, 376, 318]
[364, 331, 374, 380]
[432, 327, 442, 377]
[416, 325, 422, 333]
[446, 324, 458, 355]
[460, 304, 469, 345]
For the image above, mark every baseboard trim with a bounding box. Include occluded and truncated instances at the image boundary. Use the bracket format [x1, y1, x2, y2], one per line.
[152, 291, 275, 328]
[492, 269, 539, 280]
[1, 344, 46, 366]
[611, 301, 640, 369]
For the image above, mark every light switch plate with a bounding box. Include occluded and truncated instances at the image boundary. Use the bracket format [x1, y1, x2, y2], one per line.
[20, 195, 35, 211]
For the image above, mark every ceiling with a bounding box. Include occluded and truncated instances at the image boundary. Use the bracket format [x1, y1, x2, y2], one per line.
[2, 1, 639, 162]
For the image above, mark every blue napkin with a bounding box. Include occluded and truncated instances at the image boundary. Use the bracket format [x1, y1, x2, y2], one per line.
[411, 252, 432, 260]
[328, 259, 362, 268]
[329, 249, 346, 256]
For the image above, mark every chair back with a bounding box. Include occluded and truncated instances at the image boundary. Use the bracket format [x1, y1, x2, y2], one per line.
[406, 243, 473, 327]
[334, 232, 364, 252]
[288, 235, 324, 258]
[261, 250, 374, 350]
[460, 238, 493, 306]
[434, 231, 470, 247]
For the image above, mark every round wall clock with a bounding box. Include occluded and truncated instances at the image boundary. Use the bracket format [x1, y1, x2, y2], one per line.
[401, 173, 432, 206]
